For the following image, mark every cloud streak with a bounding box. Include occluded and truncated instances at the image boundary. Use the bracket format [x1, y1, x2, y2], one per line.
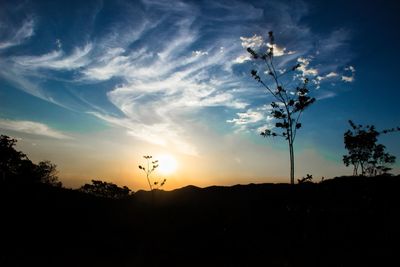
[12, 43, 93, 70]
[0, 119, 71, 139]
[0, 19, 35, 50]
[227, 105, 274, 133]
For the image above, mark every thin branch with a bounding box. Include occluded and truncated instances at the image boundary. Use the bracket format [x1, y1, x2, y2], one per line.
[292, 110, 303, 142]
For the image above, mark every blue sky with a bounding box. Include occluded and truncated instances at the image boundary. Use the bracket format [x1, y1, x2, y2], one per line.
[0, 0, 399, 189]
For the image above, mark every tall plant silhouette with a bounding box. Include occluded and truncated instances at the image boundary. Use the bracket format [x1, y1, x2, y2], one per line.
[138, 155, 166, 202]
[246, 32, 315, 184]
[343, 120, 399, 176]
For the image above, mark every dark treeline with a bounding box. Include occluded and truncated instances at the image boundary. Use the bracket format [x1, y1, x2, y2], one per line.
[0, 134, 133, 199]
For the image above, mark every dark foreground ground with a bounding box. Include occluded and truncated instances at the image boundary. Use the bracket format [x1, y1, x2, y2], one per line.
[1, 175, 400, 267]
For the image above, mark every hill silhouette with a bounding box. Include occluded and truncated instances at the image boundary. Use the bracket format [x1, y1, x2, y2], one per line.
[2, 175, 399, 267]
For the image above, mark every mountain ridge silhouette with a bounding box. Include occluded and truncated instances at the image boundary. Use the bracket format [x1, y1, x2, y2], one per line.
[2, 175, 399, 267]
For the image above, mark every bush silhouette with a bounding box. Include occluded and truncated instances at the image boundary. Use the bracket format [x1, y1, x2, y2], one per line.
[79, 179, 133, 199]
[298, 174, 313, 184]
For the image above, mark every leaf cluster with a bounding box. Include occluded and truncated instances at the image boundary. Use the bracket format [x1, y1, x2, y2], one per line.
[139, 155, 159, 174]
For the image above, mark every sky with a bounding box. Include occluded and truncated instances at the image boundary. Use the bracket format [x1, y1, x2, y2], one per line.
[1, 0, 399, 190]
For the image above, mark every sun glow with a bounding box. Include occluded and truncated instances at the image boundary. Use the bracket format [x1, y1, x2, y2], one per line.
[157, 154, 178, 175]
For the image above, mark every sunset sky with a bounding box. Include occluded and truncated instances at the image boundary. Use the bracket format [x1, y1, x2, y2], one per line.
[1, 0, 399, 190]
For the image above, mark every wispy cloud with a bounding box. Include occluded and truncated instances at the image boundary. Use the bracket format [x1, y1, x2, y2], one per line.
[0, 0, 355, 153]
[240, 35, 264, 49]
[323, 72, 338, 79]
[88, 111, 198, 155]
[233, 54, 251, 64]
[316, 90, 336, 100]
[12, 43, 93, 70]
[227, 105, 274, 133]
[0, 119, 71, 139]
[0, 18, 35, 50]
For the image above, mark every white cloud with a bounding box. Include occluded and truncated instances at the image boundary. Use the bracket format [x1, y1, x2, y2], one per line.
[233, 38, 291, 64]
[227, 110, 264, 125]
[227, 106, 274, 133]
[0, 19, 35, 50]
[233, 54, 251, 64]
[240, 35, 264, 49]
[316, 72, 338, 81]
[192, 50, 208, 57]
[81, 47, 134, 81]
[238, 35, 293, 58]
[297, 57, 318, 76]
[325, 72, 338, 78]
[12, 43, 93, 70]
[342, 65, 355, 82]
[312, 72, 340, 88]
[341, 75, 354, 82]
[267, 43, 288, 57]
[0, 119, 71, 139]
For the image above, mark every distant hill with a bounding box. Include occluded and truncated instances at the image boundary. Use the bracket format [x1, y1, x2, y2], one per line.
[1, 175, 399, 267]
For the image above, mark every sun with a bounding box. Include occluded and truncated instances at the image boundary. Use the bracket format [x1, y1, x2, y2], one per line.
[157, 154, 178, 175]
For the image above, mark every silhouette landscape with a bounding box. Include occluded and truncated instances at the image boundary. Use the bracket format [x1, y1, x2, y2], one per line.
[1, 131, 400, 266]
[1, 0, 400, 266]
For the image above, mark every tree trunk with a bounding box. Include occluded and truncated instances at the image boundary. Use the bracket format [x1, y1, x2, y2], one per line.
[289, 141, 295, 184]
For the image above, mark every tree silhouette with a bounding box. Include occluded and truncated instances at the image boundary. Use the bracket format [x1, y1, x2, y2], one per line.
[343, 120, 399, 176]
[35, 160, 62, 187]
[0, 134, 62, 186]
[1, 135, 27, 182]
[246, 32, 315, 184]
[79, 180, 133, 199]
